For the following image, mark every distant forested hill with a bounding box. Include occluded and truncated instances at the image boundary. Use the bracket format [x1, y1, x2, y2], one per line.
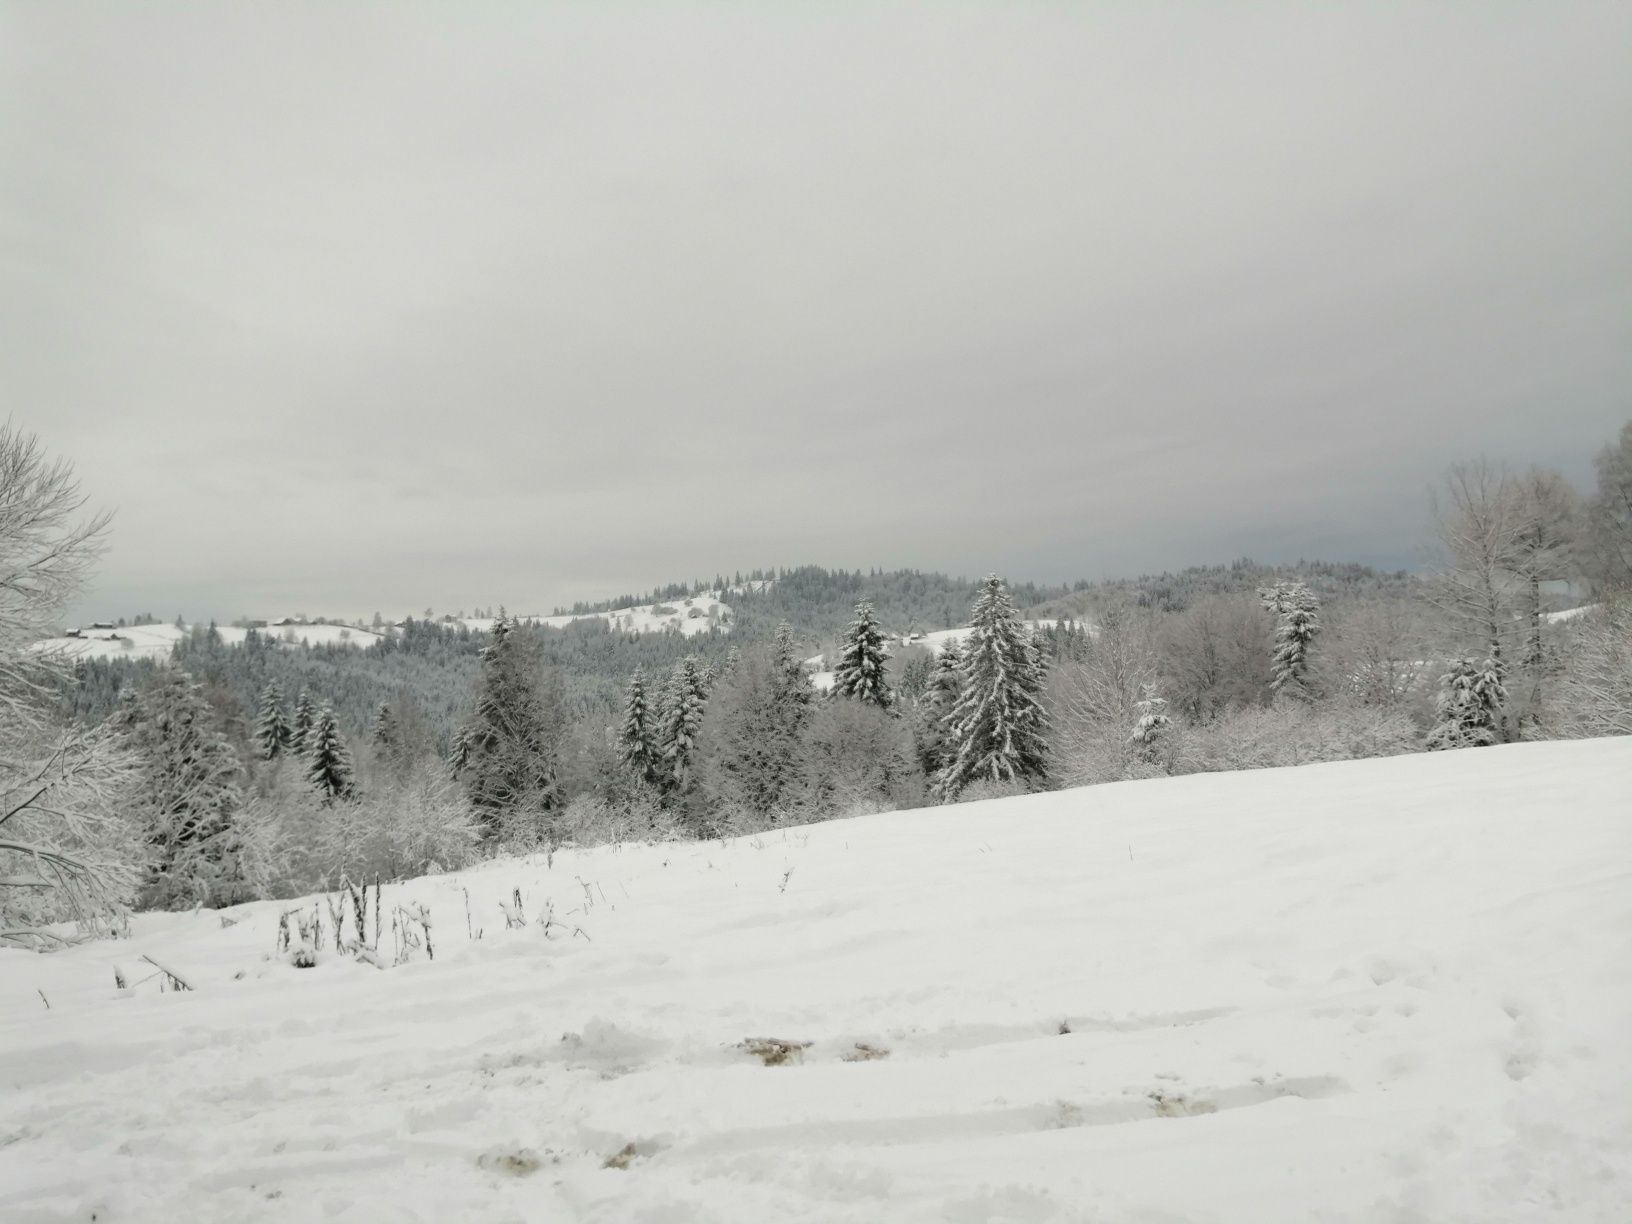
[59, 559, 1421, 754]
[554, 565, 1063, 639]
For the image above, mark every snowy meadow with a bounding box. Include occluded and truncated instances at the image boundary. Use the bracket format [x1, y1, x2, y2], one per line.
[3, 738, 1628, 1222]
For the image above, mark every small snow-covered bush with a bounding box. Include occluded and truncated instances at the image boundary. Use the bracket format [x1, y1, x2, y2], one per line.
[1175, 700, 1417, 775]
[555, 794, 650, 847]
[246, 770, 481, 894]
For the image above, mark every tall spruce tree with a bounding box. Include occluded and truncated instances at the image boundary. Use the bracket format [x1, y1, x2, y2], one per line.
[1258, 580, 1321, 699]
[915, 638, 965, 776]
[937, 577, 1050, 799]
[694, 646, 810, 821]
[618, 668, 656, 782]
[305, 704, 357, 802]
[290, 689, 316, 755]
[771, 621, 815, 715]
[459, 613, 561, 834]
[657, 655, 709, 793]
[831, 600, 893, 707]
[116, 668, 246, 909]
[254, 681, 290, 760]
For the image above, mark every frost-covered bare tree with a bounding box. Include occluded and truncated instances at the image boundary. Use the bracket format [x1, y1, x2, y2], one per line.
[0, 423, 147, 948]
[1051, 603, 1172, 785]
[1155, 593, 1270, 723]
[1427, 460, 1531, 740]
[1510, 468, 1580, 668]
[1547, 600, 1632, 738]
[1583, 421, 1632, 595]
[1323, 599, 1435, 711]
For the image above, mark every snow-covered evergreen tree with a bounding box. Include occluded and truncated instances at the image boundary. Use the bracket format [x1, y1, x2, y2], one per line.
[771, 621, 815, 715]
[937, 577, 1050, 799]
[116, 668, 246, 909]
[657, 655, 709, 792]
[253, 681, 290, 760]
[831, 600, 893, 707]
[290, 689, 316, 755]
[1128, 683, 1170, 761]
[371, 701, 397, 750]
[618, 668, 656, 781]
[305, 704, 357, 802]
[446, 726, 472, 779]
[1259, 580, 1321, 698]
[694, 646, 811, 823]
[459, 612, 562, 834]
[1426, 657, 1506, 750]
[915, 638, 964, 776]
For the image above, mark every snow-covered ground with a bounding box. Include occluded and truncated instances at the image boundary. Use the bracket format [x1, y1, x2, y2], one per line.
[1542, 604, 1599, 625]
[2, 738, 1628, 1222]
[30, 622, 384, 662]
[463, 592, 733, 638]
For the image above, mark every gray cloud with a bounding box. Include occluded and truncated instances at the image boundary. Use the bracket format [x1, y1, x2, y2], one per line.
[4, 4, 1628, 622]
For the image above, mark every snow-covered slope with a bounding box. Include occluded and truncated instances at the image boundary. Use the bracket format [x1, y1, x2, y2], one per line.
[464, 592, 733, 638]
[30, 621, 384, 661]
[2, 739, 1628, 1222]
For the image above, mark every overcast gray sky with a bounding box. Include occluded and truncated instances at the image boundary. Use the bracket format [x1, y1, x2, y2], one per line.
[4, 4, 1628, 623]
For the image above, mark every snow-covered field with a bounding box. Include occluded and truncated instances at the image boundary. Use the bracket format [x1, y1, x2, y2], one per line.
[464, 592, 733, 638]
[33, 593, 741, 664]
[2, 739, 1628, 1222]
[31, 622, 385, 662]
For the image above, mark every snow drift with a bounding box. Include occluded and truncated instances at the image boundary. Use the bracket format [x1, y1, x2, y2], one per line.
[1, 738, 1628, 1222]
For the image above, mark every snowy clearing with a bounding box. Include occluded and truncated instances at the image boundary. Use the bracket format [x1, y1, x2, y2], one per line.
[463, 592, 733, 638]
[30, 622, 385, 662]
[1, 738, 1628, 1223]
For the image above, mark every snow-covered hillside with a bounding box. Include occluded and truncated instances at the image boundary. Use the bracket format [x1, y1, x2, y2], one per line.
[464, 592, 733, 638]
[2, 739, 1628, 1222]
[30, 621, 385, 662]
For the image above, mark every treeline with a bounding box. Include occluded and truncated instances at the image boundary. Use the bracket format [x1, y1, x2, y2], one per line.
[63, 559, 1428, 756]
[1029, 557, 1425, 619]
[5, 420, 1630, 948]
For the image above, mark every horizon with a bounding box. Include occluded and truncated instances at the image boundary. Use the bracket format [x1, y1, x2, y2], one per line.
[58, 552, 1430, 631]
